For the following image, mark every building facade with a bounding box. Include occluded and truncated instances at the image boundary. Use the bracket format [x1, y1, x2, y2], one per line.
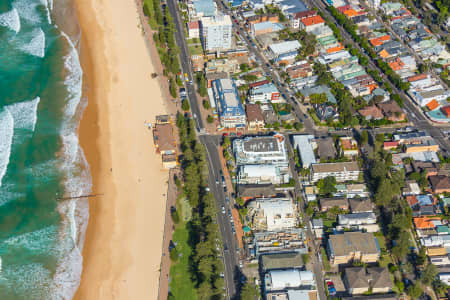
[310, 162, 361, 182]
[201, 14, 232, 51]
[212, 78, 246, 128]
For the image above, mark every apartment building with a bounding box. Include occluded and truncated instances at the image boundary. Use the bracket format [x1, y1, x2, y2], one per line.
[310, 161, 361, 183]
[327, 232, 381, 265]
[337, 212, 379, 233]
[233, 134, 289, 167]
[251, 229, 307, 257]
[237, 164, 288, 185]
[248, 83, 281, 103]
[212, 78, 246, 128]
[247, 198, 297, 231]
[201, 14, 232, 51]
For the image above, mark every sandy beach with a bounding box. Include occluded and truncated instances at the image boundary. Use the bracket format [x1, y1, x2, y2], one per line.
[74, 0, 169, 298]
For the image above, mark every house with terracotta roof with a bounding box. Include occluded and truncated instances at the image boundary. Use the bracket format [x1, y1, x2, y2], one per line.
[388, 57, 404, 71]
[339, 136, 359, 157]
[406, 195, 419, 207]
[383, 141, 399, 150]
[413, 217, 441, 229]
[426, 99, 440, 111]
[290, 10, 317, 29]
[299, 15, 325, 32]
[429, 175, 450, 194]
[441, 106, 450, 118]
[377, 100, 406, 122]
[369, 35, 391, 47]
[187, 21, 201, 39]
[358, 105, 384, 120]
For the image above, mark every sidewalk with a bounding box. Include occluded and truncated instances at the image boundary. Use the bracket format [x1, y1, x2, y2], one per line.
[158, 169, 180, 300]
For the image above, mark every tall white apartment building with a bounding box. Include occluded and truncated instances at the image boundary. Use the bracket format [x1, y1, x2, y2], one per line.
[201, 14, 232, 51]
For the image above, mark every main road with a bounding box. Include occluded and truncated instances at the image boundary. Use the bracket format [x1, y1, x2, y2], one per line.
[167, 0, 205, 130]
[200, 135, 240, 300]
[167, 1, 240, 298]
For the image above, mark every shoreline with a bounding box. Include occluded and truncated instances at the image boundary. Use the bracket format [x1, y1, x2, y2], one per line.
[74, 0, 170, 298]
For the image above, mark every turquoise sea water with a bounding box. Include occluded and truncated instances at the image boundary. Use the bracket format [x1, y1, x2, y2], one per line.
[0, 0, 90, 299]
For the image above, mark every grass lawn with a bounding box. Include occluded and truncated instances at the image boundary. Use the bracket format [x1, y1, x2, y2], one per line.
[374, 232, 387, 252]
[188, 44, 203, 56]
[323, 219, 334, 229]
[321, 248, 331, 271]
[169, 223, 197, 300]
[187, 39, 203, 56]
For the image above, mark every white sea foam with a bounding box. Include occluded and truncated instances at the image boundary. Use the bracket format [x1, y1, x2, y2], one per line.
[0, 8, 21, 33]
[0, 110, 14, 188]
[0, 263, 53, 298]
[12, 0, 44, 24]
[19, 28, 45, 58]
[3, 225, 58, 255]
[49, 30, 91, 300]
[39, 0, 51, 24]
[0, 182, 24, 207]
[6, 97, 40, 131]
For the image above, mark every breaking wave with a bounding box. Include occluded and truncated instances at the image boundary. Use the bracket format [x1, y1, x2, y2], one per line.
[0, 8, 20, 33]
[0, 109, 14, 188]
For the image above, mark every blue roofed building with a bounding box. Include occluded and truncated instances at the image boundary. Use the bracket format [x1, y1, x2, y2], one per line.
[417, 194, 433, 206]
[212, 78, 246, 128]
[250, 21, 284, 36]
[225, 0, 244, 7]
[276, 0, 308, 15]
[191, 0, 217, 19]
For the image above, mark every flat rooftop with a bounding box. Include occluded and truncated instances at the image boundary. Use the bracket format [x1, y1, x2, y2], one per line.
[243, 137, 280, 152]
[312, 161, 359, 173]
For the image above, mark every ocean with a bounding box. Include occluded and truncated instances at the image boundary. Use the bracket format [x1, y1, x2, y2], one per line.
[0, 0, 90, 299]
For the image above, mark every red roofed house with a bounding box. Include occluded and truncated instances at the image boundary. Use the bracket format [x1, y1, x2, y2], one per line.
[407, 73, 428, 82]
[414, 217, 441, 229]
[358, 105, 384, 120]
[369, 35, 391, 47]
[406, 195, 418, 207]
[441, 106, 450, 118]
[249, 80, 270, 88]
[388, 57, 405, 71]
[426, 99, 440, 111]
[384, 141, 399, 150]
[300, 15, 325, 32]
[377, 100, 406, 122]
[187, 21, 200, 39]
[290, 10, 317, 29]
